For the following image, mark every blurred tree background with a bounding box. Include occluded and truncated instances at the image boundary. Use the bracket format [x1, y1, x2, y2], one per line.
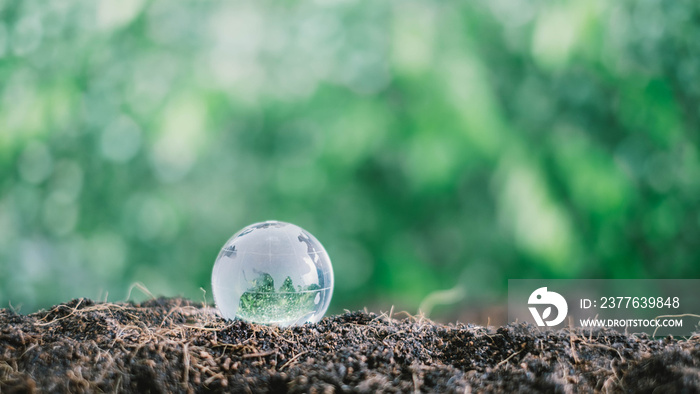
[1, 0, 699, 321]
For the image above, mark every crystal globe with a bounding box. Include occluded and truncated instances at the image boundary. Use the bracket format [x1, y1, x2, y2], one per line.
[211, 221, 334, 327]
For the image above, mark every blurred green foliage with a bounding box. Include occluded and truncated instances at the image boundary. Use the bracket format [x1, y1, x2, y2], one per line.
[1, 0, 699, 317]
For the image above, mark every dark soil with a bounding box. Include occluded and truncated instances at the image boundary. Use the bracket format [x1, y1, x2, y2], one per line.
[1, 298, 699, 393]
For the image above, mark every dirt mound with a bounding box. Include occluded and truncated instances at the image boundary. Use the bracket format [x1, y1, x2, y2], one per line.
[1, 298, 698, 393]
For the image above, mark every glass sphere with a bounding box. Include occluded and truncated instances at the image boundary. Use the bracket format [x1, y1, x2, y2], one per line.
[211, 221, 334, 327]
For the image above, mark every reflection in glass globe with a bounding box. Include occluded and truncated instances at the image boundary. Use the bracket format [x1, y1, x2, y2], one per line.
[211, 221, 334, 327]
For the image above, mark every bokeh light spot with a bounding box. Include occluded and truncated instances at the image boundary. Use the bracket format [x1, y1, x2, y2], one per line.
[100, 115, 142, 163]
[18, 141, 53, 185]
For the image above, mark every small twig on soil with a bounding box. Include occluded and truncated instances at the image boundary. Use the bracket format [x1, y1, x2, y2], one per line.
[200, 287, 208, 309]
[569, 331, 581, 364]
[412, 370, 421, 393]
[260, 326, 297, 345]
[241, 350, 278, 359]
[392, 311, 417, 320]
[579, 342, 624, 361]
[204, 372, 226, 386]
[125, 282, 156, 302]
[496, 349, 524, 369]
[160, 306, 183, 328]
[279, 351, 309, 370]
[35, 299, 84, 326]
[183, 343, 190, 386]
[19, 344, 38, 359]
[484, 332, 502, 345]
[382, 330, 406, 343]
[183, 325, 224, 331]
